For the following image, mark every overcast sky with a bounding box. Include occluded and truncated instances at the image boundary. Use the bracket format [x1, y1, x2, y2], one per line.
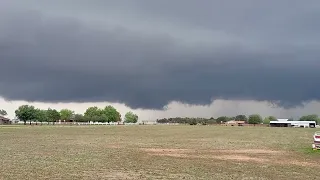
[1, 0, 320, 120]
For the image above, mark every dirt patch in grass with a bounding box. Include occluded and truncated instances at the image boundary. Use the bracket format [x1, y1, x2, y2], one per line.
[142, 148, 190, 153]
[142, 148, 283, 154]
[141, 148, 318, 167]
[215, 155, 268, 163]
[142, 148, 282, 155]
[219, 149, 282, 154]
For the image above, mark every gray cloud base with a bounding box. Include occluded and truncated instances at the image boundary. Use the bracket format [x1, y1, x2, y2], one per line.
[1, 0, 320, 109]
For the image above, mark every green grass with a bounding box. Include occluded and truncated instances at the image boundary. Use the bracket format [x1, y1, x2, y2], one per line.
[0, 125, 319, 180]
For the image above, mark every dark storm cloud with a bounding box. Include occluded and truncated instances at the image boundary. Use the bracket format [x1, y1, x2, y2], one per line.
[1, 0, 320, 109]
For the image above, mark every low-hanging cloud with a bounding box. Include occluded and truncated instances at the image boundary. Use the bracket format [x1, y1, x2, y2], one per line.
[1, 0, 320, 110]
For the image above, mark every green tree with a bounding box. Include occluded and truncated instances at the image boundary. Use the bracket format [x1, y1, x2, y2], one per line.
[103, 105, 121, 123]
[100, 114, 108, 123]
[90, 115, 107, 122]
[60, 109, 74, 121]
[15, 105, 37, 125]
[47, 108, 61, 125]
[235, 115, 248, 122]
[74, 114, 85, 122]
[216, 116, 229, 123]
[84, 106, 103, 121]
[263, 116, 276, 124]
[248, 114, 263, 125]
[0, 109, 7, 116]
[124, 111, 138, 123]
[268, 116, 277, 121]
[189, 118, 197, 125]
[300, 114, 320, 124]
[35, 109, 48, 125]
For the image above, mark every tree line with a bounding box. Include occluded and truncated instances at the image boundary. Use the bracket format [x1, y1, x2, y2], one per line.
[0, 105, 139, 125]
[156, 114, 267, 125]
[2, 107, 320, 125]
[156, 114, 320, 125]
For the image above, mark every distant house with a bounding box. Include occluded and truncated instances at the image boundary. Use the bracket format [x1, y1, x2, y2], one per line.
[270, 119, 316, 128]
[0, 116, 11, 125]
[225, 120, 246, 126]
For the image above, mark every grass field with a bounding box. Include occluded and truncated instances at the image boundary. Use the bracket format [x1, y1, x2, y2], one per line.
[0, 125, 319, 180]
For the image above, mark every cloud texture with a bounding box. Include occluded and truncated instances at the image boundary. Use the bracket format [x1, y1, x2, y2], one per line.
[1, 0, 320, 110]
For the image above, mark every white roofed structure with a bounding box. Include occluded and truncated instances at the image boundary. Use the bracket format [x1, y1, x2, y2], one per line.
[270, 119, 316, 128]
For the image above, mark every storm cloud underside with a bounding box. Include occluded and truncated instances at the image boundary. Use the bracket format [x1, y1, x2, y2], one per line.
[1, 0, 320, 109]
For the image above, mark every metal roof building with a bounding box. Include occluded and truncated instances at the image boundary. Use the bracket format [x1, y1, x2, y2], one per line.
[270, 119, 316, 128]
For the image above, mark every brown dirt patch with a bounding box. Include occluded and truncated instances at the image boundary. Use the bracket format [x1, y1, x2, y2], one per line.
[143, 148, 190, 153]
[217, 149, 282, 154]
[214, 155, 268, 162]
[141, 148, 274, 162]
[149, 153, 190, 158]
[141, 148, 318, 167]
[141, 148, 282, 155]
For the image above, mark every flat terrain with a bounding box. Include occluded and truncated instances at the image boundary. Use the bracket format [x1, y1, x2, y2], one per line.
[0, 125, 319, 180]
